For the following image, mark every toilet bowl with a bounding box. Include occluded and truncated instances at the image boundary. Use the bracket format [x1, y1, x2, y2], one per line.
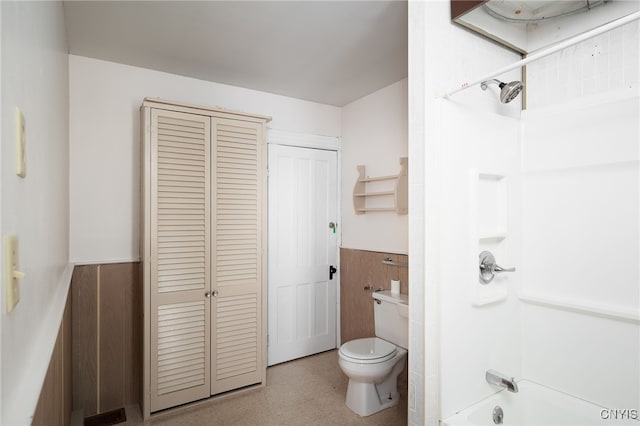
[338, 291, 408, 417]
[338, 337, 407, 416]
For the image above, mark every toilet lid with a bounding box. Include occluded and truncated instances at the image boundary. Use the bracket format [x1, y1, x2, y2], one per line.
[339, 337, 397, 362]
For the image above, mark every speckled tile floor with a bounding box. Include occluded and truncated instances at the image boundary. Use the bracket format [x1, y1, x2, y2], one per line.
[125, 349, 407, 426]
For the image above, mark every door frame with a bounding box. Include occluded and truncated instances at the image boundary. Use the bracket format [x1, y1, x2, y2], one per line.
[266, 129, 342, 347]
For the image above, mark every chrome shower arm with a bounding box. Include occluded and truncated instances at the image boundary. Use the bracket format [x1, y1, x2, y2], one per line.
[480, 79, 502, 90]
[480, 79, 523, 103]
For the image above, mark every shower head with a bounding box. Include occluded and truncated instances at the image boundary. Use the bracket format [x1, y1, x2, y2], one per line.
[480, 79, 523, 104]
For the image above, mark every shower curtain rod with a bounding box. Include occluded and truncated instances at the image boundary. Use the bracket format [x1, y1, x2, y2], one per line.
[443, 10, 640, 99]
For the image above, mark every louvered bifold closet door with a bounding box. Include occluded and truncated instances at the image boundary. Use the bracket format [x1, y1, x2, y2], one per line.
[150, 109, 211, 412]
[211, 117, 264, 395]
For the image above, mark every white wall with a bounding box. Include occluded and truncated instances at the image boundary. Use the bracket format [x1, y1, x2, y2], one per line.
[0, 3, 4, 418]
[423, 13, 638, 423]
[1, 2, 69, 424]
[415, 2, 522, 424]
[521, 18, 640, 413]
[526, 20, 639, 109]
[521, 92, 639, 409]
[437, 100, 522, 420]
[69, 55, 341, 264]
[411, 5, 639, 425]
[407, 3, 426, 423]
[341, 79, 408, 254]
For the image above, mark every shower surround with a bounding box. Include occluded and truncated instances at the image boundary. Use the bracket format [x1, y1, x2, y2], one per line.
[413, 3, 639, 424]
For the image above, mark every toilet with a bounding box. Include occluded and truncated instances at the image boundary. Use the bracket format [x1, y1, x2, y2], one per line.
[338, 291, 408, 417]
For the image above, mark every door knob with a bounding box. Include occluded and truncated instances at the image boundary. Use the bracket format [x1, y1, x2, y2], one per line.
[479, 251, 515, 284]
[205, 290, 219, 298]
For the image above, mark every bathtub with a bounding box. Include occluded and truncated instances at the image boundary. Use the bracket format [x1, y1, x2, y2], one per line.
[442, 380, 639, 426]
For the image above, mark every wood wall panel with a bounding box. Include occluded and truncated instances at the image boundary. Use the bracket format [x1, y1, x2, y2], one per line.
[126, 262, 142, 406]
[340, 248, 408, 344]
[33, 290, 72, 426]
[33, 326, 62, 425]
[63, 295, 72, 426]
[99, 264, 126, 412]
[71, 264, 98, 415]
[71, 262, 141, 417]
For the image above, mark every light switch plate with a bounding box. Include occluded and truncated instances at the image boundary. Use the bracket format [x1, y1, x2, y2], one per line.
[4, 235, 21, 313]
[16, 107, 26, 178]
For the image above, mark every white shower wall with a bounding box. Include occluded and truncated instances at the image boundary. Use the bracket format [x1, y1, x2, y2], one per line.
[433, 90, 639, 422]
[521, 18, 639, 410]
[437, 100, 523, 419]
[520, 93, 639, 409]
[526, 20, 639, 109]
[417, 2, 523, 424]
[416, 6, 639, 423]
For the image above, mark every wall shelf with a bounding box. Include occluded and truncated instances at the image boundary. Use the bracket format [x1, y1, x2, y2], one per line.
[359, 174, 399, 183]
[354, 191, 395, 197]
[353, 157, 408, 215]
[356, 207, 397, 213]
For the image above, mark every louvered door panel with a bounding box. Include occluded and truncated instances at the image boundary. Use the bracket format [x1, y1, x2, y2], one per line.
[211, 118, 264, 394]
[150, 109, 211, 411]
[215, 294, 258, 380]
[156, 301, 206, 394]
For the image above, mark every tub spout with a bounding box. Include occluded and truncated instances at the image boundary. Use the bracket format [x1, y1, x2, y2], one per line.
[486, 369, 518, 393]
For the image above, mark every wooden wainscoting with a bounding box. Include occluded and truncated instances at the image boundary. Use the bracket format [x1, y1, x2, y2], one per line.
[32, 290, 72, 426]
[71, 262, 141, 417]
[340, 248, 408, 343]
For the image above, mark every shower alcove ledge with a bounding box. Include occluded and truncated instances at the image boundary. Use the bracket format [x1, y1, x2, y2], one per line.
[519, 292, 640, 324]
[478, 231, 507, 241]
[472, 291, 508, 307]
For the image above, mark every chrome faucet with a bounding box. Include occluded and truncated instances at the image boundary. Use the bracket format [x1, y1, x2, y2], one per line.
[486, 370, 518, 393]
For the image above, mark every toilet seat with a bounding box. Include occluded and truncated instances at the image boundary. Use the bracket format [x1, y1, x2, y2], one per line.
[339, 337, 397, 364]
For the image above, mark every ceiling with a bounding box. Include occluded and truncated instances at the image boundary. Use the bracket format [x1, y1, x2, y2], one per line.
[63, 1, 408, 106]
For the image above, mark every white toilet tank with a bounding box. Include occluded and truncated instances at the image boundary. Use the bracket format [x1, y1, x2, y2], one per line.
[372, 291, 408, 350]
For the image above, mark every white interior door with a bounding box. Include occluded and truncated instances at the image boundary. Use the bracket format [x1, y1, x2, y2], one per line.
[267, 144, 338, 366]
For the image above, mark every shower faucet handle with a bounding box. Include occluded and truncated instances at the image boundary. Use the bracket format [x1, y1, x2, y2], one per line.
[492, 264, 515, 273]
[479, 251, 515, 284]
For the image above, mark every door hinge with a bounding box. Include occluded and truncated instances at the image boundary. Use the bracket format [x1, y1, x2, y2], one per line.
[267, 334, 270, 347]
